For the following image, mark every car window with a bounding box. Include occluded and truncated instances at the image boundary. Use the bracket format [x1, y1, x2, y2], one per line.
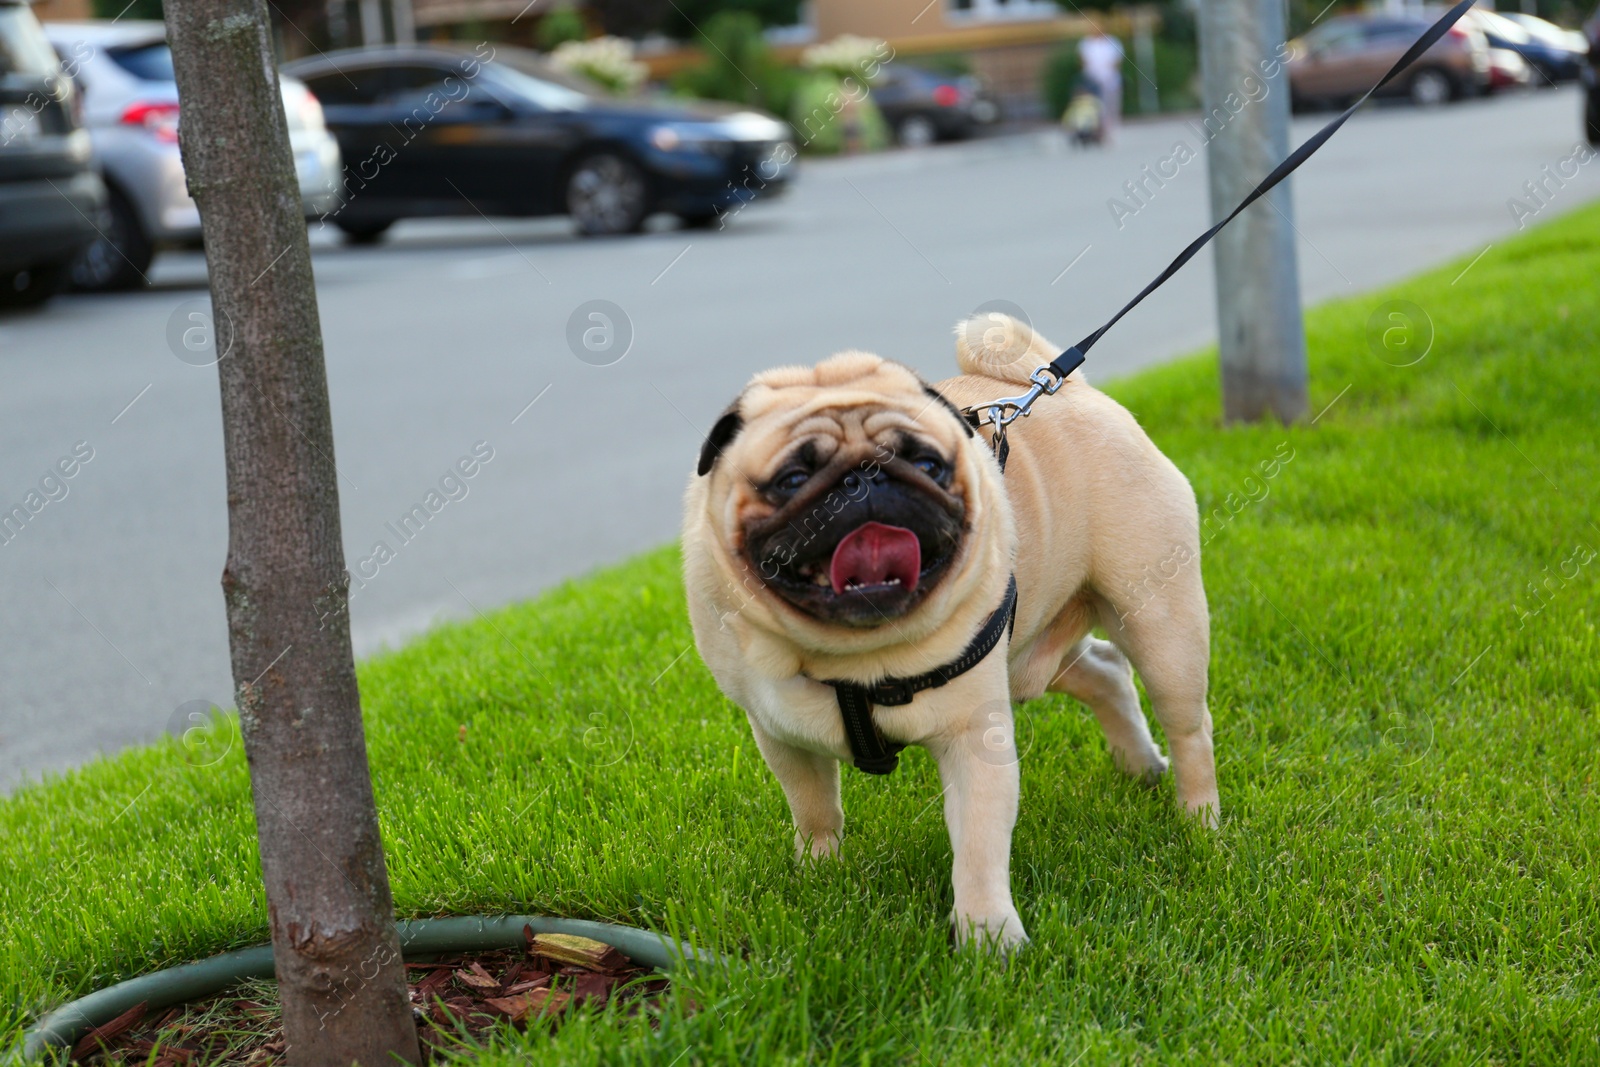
[1364, 22, 1424, 48]
[0, 5, 60, 77]
[300, 66, 390, 107]
[382, 63, 474, 110]
[1306, 22, 1365, 55]
[106, 42, 175, 82]
[482, 63, 588, 111]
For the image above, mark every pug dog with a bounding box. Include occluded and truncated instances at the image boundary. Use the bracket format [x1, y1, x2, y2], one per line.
[681, 314, 1217, 951]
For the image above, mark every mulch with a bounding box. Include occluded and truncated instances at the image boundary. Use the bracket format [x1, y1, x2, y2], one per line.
[68, 927, 673, 1066]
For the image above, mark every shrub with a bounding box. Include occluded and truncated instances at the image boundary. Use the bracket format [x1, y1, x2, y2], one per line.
[672, 11, 798, 116]
[537, 6, 589, 51]
[787, 73, 890, 155]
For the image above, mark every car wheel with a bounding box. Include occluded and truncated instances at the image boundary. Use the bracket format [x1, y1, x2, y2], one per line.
[0, 260, 72, 310]
[69, 187, 153, 292]
[566, 152, 650, 237]
[1409, 68, 1453, 107]
[676, 209, 722, 230]
[335, 218, 394, 245]
[1587, 86, 1600, 147]
[896, 113, 938, 148]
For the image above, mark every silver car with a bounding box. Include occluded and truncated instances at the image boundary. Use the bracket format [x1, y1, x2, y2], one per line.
[43, 20, 341, 290]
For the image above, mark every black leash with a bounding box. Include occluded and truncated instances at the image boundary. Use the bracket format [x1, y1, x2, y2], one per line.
[964, 0, 1479, 446]
[822, 575, 1017, 775]
[821, 1, 1476, 775]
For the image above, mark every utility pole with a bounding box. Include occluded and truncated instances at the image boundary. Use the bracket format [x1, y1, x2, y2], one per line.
[1198, 0, 1308, 423]
[392, 0, 416, 44]
[360, 0, 385, 46]
[163, 0, 421, 1061]
[1133, 12, 1159, 115]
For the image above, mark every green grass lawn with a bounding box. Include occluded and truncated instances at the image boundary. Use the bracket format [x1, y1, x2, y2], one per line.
[5, 202, 1600, 1066]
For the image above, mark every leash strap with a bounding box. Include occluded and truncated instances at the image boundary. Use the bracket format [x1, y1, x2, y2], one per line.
[1043, 0, 1478, 379]
[825, 575, 1018, 775]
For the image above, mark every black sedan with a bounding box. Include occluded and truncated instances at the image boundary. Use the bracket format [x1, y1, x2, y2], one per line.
[870, 64, 999, 147]
[281, 45, 795, 240]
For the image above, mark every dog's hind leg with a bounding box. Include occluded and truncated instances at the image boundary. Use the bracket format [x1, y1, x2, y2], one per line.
[1048, 637, 1168, 783]
[1100, 583, 1220, 827]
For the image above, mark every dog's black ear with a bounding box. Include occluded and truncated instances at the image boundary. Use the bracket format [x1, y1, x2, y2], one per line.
[697, 405, 744, 476]
[922, 384, 975, 438]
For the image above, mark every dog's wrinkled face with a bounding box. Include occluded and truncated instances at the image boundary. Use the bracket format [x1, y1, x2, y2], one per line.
[698, 352, 977, 628]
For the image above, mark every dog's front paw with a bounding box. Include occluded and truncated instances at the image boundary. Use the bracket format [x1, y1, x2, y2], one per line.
[793, 827, 840, 862]
[952, 908, 1029, 956]
[1180, 793, 1220, 829]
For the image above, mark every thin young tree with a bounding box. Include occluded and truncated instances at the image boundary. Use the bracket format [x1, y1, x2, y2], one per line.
[162, 1, 421, 1062]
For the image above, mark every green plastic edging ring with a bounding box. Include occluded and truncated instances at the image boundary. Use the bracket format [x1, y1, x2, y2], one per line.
[19, 915, 713, 1062]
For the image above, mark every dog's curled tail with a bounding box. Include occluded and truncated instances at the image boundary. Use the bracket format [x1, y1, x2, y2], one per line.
[953, 312, 1070, 386]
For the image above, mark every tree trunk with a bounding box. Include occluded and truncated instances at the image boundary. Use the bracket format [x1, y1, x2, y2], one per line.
[162, 2, 421, 1064]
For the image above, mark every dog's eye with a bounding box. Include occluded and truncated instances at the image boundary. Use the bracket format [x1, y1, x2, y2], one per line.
[913, 456, 946, 481]
[773, 468, 810, 492]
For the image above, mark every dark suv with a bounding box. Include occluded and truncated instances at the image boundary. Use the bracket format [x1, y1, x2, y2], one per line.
[0, 0, 104, 309]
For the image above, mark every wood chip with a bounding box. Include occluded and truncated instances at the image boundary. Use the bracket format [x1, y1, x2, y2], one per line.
[482, 987, 572, 1025]
[572, 972, 612, 1002]
[501, 975, 551, 996]
[528, 933, 631, 972]
[71, 1001, 149, 1061]
[415, 965, 453, 999]
[452, 967, 499, 991]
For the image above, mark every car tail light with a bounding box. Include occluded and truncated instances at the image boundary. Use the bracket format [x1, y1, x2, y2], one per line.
[932, 84, 961, 108]
[299, 90, 325, 132]
[120, 101, 180, 143]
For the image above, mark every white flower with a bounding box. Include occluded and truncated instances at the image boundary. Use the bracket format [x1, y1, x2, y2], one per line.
[549, 36, 648, 95]
[801, 35, 889, 83]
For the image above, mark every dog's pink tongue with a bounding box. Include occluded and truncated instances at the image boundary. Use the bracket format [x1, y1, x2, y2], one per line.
[829, 522, 921, 594]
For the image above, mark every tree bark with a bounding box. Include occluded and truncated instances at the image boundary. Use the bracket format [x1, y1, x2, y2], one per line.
[162, 2, 421, 1063]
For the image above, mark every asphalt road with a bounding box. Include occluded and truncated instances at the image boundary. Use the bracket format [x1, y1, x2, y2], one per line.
[2, 87, 1596, 792]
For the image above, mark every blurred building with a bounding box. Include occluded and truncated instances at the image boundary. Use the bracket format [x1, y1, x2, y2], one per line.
[30, 0, 93, 19]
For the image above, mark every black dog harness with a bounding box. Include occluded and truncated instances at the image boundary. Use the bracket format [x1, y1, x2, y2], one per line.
[819, 575, 1017, 775]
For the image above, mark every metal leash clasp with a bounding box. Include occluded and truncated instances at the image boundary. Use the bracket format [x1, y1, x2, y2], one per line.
[966, 365, 1065, 431]
[962, 365, 1066, 469]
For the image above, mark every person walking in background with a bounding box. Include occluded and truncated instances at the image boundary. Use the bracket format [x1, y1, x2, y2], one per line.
[1078, 29, 1124, 142]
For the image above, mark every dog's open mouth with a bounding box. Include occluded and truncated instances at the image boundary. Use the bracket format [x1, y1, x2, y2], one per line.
[762, 521, 953, 624]
[828, 521, 921, 594]
[744, 464, 964, 626]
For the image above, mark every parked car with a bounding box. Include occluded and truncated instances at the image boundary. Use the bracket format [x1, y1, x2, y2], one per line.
[1287, 13, 1490, 111]
[1504, 12, 1589, 55]
[0, 0, 104, 309]
[1469, 8, 1585, 85]
[42, 20, 342, 291]
[1584, 4, 1600, 144]
[869, 64, 999, 147]
[282, 45, 795, 240]
[1485, 46, 1533, 93]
